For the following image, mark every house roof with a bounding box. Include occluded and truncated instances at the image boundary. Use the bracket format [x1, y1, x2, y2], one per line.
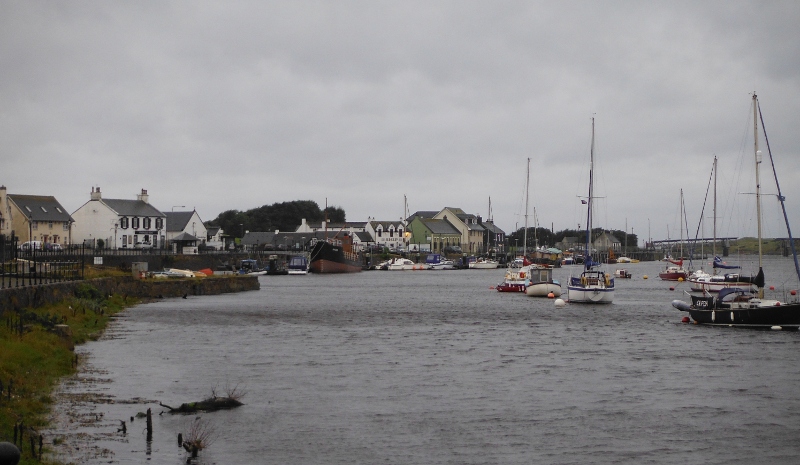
[172, 232, 199, 242]
[406, 211, 438, 222]
[207, 226, 221, 236]
[165, 211, 195, 232]
[354, 231, 374, 243]
[8, 194, 74, 222]
[101, 199, 165, 218]
[482, 221, 505, 235]
[369, 220, 404, 229]
[420, 218, 460, 235]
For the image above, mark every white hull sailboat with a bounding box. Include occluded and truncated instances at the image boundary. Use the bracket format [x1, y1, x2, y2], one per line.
[567, 117, 614, 304]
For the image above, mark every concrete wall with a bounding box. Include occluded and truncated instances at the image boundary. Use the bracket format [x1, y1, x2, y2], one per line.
[0, 275, 259, 314]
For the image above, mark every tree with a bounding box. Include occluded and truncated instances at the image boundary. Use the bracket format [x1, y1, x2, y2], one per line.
[206, 200, 347, 238]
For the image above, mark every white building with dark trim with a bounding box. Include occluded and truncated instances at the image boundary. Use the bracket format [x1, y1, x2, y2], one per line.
[71, 187, 166, 248]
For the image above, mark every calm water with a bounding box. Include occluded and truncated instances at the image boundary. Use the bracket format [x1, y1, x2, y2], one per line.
[48, 257, 800, 464]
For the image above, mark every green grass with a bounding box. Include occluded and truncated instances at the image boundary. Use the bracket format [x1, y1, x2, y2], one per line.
[0, 285, 136, 464]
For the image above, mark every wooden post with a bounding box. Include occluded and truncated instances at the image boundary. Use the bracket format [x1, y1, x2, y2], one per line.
[177, 433, 182, 447]
[146, 408, 152, 441]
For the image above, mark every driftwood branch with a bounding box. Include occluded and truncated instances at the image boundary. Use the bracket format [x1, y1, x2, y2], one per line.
[159, 396, 243, 414]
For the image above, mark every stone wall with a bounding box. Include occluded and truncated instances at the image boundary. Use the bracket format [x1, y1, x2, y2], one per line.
[0, 275, 260, 314]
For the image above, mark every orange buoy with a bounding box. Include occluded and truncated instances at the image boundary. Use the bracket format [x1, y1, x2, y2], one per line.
[792, 290, 797, 296]
[769, 285, 775, 290]
[547, 292, 555, 299]
[681, 317, 690, 323]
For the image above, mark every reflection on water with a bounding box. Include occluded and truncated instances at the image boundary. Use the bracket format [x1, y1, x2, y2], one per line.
[47, 257, 800, 464]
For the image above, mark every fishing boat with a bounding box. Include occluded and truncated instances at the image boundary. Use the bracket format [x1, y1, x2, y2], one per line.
[525, 265, 562, 297]
[672, 93, 800, 327]
[615, 269, 632, 279]
[287, 255, 309, 275]
[309, 234, 362, 273]
[567, 117, 614, 304]
[496, 265, 530, 292]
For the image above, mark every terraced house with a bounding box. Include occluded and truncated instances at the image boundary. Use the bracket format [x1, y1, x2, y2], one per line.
[0, 185, 74, 245]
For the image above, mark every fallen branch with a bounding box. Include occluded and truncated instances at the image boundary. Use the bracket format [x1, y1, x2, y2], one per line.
[159, 396, 243, 414]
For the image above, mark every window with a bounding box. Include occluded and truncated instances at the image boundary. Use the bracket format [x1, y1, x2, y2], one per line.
[143, 217, 151, 229]
[25, 206, 31, 212]
[32, 221, 38, 230]
[63, 222, 69, 231]
[155, 218, 163, 229]
[41, 206, 47, 212]
[132, 217, 140, 229]
[377, 229, 382, 237]
[56, 207, 62, 213]
[48, 221, 53, 229]
[120, 217, 129, 229]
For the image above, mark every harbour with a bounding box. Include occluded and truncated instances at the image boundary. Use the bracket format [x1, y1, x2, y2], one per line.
[46, 256, 800, 464]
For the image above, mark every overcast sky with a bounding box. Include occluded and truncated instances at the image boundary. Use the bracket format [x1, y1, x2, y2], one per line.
[4, 1, 800, 245]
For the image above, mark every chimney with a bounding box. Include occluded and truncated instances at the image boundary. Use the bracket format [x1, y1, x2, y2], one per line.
[137, 189, 149, 203]
[91, 186, 102, 201]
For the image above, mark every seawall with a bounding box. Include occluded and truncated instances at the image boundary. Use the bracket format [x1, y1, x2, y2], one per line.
[0, 275, 260, 313]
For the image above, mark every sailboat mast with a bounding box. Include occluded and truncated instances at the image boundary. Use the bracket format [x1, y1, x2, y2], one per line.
[753, 94, 764, 284]
[523, 157, 530, 257]
[680, 189, 684, 261]
[713, 156, 717, 258]
[585, 118, 595, 265]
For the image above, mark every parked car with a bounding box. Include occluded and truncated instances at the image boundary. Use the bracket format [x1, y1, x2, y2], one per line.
[134, 241, 153, 250]
[18, 241, 43, 251]
[45, 243, 63, 251]
[444, 245, 462, 254]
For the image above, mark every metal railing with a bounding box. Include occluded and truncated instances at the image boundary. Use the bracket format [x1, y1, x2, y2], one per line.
[1, 237, 85, 289]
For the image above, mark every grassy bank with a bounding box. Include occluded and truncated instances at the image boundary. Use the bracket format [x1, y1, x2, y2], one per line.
[0, 282, 136, 464]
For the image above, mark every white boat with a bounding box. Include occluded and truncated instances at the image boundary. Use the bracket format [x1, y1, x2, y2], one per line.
[469, 258, 499, 269]
[426, 254, 455, 270]
[525, 265, 562, 297]
[567, 117, 614, 304]
[387, 257, 430, 270]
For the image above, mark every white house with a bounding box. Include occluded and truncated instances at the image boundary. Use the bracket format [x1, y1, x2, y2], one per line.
[71, 187, 166, 248]
[206, 225, 225, 250]
[366, 220, 406, 250]
[165, 210, 208, 245]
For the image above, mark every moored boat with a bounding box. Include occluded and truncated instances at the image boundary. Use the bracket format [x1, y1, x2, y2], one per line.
[525, 265, 562, 297]
[567, 117, 614, 304]
[673, 93, 800, 327]
[470, 258, 499, 269]
[387, 257, 430, 270]
[496, 266, 529, 292]
[309, 234, 362, 273]
[426, 254, 455, 270]
[287, 255, 309, 275]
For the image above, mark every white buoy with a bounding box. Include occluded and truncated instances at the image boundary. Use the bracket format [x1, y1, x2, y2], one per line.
[554, 298, 566, 308]
[771, 326, 783, 331]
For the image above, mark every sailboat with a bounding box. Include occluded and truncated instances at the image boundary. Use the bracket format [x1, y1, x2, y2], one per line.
[497, 158, 533, 292]
[659, 190, 690, 281]
[672, 93, 800, 328]
[687, 157, 759, 292]
[567, 117, 614, 304]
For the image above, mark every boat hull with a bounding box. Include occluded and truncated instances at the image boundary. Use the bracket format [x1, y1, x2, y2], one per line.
[526, 282, 562, 297]
[496, 282, 526, 292]
[659, 271, 687, 281]
[674, 301, 800, 327]
[309, 241, 362, 274]
[567, 271, 614, 303]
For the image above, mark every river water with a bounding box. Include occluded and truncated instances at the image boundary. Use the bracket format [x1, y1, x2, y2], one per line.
[47, 256, 800, 464]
